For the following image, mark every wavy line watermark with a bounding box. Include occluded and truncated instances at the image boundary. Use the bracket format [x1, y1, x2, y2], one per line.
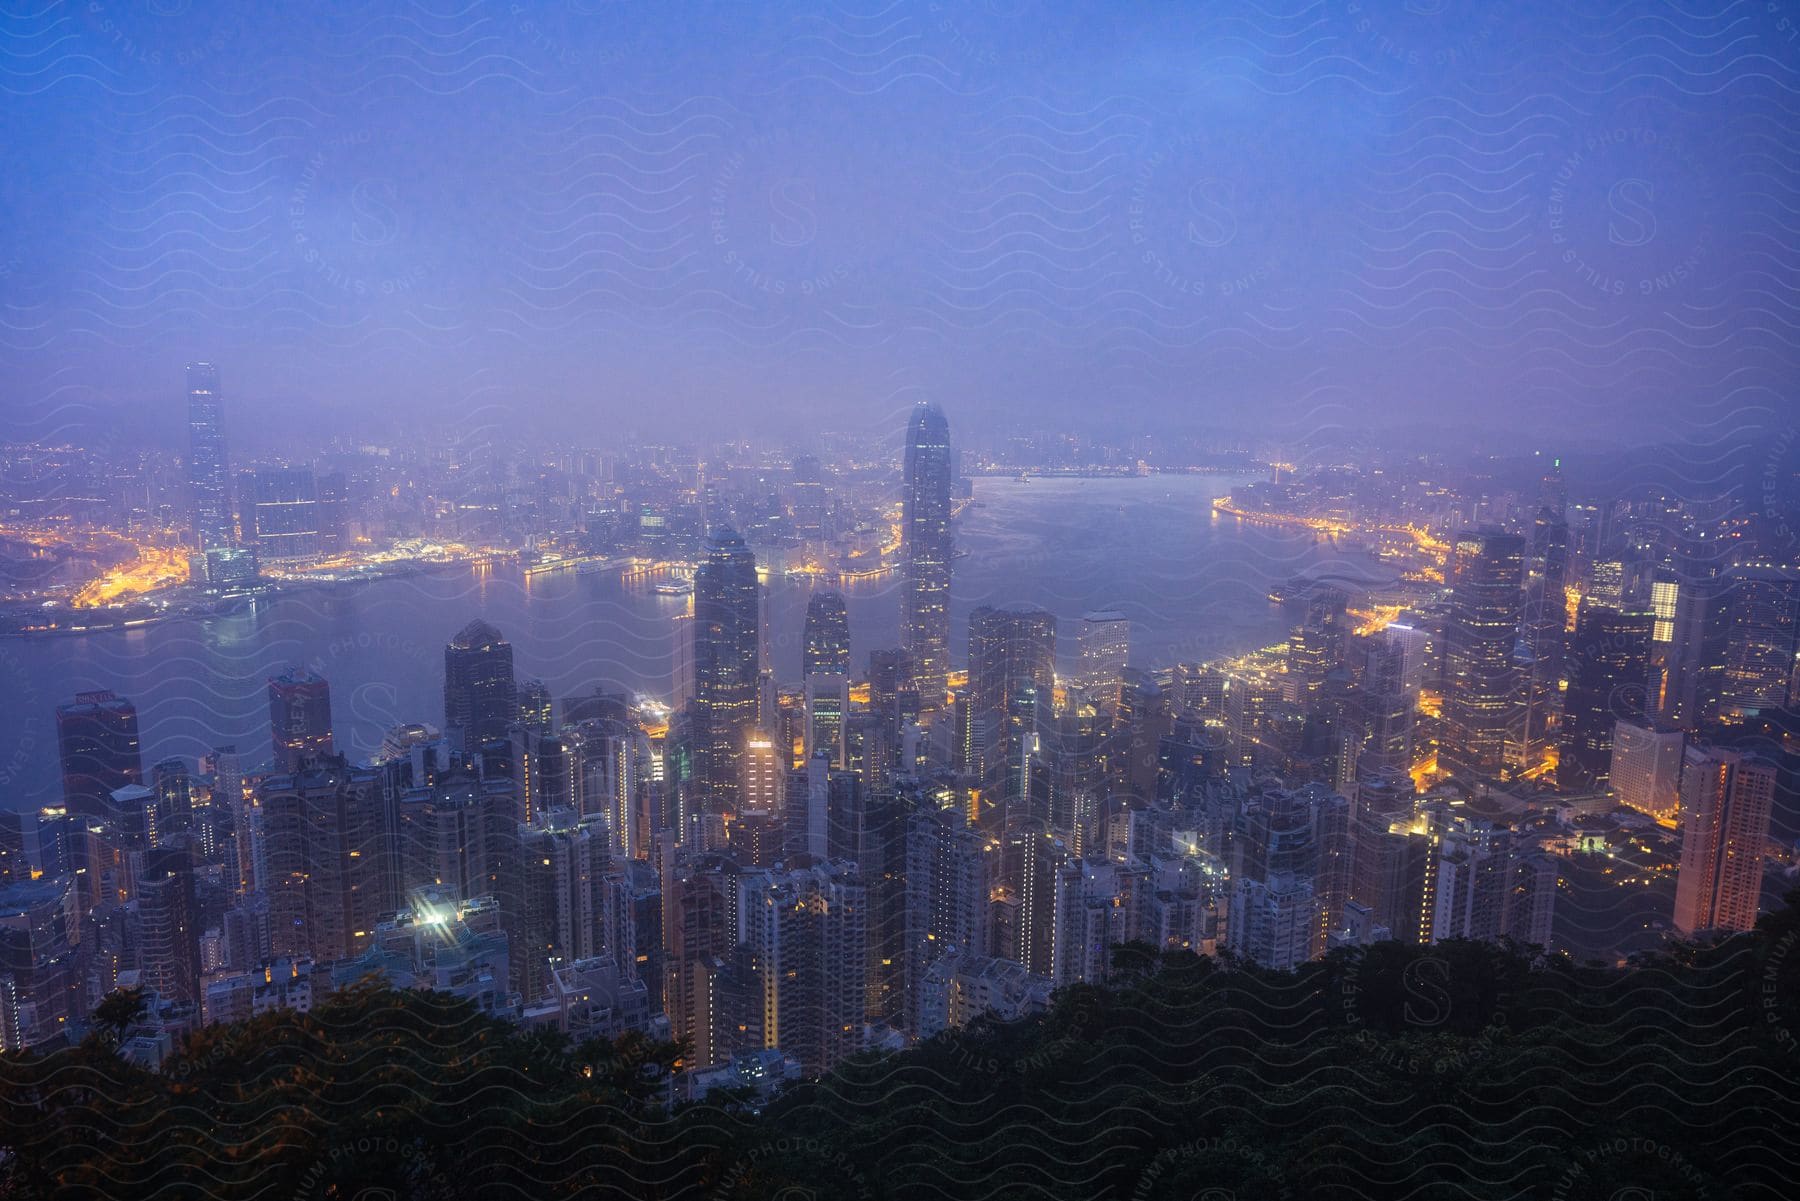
[1545, 126, 1715, 304]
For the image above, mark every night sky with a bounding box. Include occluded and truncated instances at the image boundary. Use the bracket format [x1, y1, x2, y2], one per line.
[1, 1, 1797, 449]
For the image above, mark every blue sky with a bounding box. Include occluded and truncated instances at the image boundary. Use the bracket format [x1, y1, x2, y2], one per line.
[1, 0, 1796, 449]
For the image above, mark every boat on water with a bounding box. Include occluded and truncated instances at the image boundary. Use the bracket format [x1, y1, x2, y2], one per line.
[652, 581, 692, 597]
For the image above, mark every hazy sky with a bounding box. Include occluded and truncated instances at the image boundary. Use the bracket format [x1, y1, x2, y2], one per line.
[2, 1, 1796, 450]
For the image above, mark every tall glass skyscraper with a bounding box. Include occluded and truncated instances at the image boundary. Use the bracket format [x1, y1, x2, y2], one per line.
[186, 362, 231, 551]
[693, 528, 760, 814]
[802, 590, 851, 679]
[900, 401, 953, 707]
[1439, 528, 1526, 779]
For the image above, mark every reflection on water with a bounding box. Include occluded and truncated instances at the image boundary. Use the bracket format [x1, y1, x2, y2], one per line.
[0, 474, 1362, 808]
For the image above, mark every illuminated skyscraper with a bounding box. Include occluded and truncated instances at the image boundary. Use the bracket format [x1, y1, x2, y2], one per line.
[269, 667, 334, 772]
[693, 528, 760, 816]
[1609, 720, 1685, 825]
[1439, 529, 1525, 779]
[1720, 568, 1800, 718]
[444, 619, 519, 748]
[741, 732, 782, 814]
[1660, 566, 1730, 728]
[1672, 747, 1775, 935]
[246, 466, 322, 562]
[900, 401, 953, 707]
[1075, 610, 1130, 696]
[802, 590, 851, 679]
[186, 362, 232, 552]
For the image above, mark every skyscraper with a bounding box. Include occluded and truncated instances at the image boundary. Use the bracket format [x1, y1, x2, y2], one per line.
[444, 619, 519, 748]
[1720, 568, 1800, 718]
[1672, 747, 1775, 935]
[246, 466, 322, 562]
[967, 604, 1057, 804]
[1609, 719, 1685, 825]
[1075, 610, 1130, 696]
[693, 529, 760, 817]
[900, 401, 953, 707]
[186, 362, 231, 552]
[1558, 602, 1652, 792]
[136, 844, 202, 1006]
[269, 667, 334, 772]
[55, 690, 143, 820]
[1439, 529, 1525, 779]
[802, 590, 851, 679]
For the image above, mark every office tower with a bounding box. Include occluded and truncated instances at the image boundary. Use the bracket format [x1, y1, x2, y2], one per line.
[1439, 529, 1526, 779]
[1286, 593, 1347, 707]
[670, 611, 696, 710]
[257, 756, 396, 963]
[444, 619, 519, 748]
[967, 605, 1057, 801]
[1558, 602, 1653, 792]
[802, 591, 851, 679]
[511, 728, 584, 827]
[804, 674, 850, 769]
[900, 401, 953, 706]
[186, 362, 232, 552]
[517, 680, 555, 734]
[1660, 567, 1731, 728]
[56, 690, 143, 820]
[1672, 748, 1775, 935]
[135, 844, 202, 1007]
[1075, 610, 1130, 696]
[1720, 568, 1800, 717]
[1521, 507, 1570, 759]
[745, 859, 868, 1075]
[268, 667, 334, 772]
[791, 453, 826, 539]
[246, 466, 322, 562]
[741, 733, 782, 815]
[693, 529, 760, 819]
[1609, 720, 1686, 825]
[1384, 622, 1431, 697]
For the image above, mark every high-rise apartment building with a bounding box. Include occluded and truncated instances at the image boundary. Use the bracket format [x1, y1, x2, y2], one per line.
[269, 667, 334, 772]
[444, 619, 519, 748]
[1672, 747, 1775, 935]
[56, 690, 143, 820]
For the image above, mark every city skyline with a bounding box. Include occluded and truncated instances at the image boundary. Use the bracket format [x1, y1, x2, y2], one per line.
[3, 5, 1799, 1198]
